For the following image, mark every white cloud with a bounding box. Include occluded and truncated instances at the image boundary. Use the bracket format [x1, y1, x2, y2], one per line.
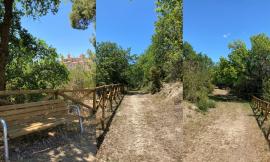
[223, 33, 231, 38]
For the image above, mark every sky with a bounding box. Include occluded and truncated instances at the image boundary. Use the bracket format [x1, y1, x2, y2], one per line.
[184, 0, 270, 62]
[97, 0, 157, 55]
[21, 1, 94, 57]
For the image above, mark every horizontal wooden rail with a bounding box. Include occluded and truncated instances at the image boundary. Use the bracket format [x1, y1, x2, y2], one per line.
[251, 96, 270, 140]
[0, 89, 56, 96]
[0, 84, 122, 96]
[0, 84, 125, 110]
[58, 92, 93, 110]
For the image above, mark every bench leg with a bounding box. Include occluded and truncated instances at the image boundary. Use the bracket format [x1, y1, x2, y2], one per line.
[0, 118, 9, 162]
[76, 105, 84, 134]
[69, 105, 84, 133]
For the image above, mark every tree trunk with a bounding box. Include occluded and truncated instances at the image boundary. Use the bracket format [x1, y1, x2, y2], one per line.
[0, 0, 14, 91]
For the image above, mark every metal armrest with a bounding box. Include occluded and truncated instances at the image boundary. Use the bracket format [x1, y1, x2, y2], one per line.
[0, 118, 9, 161]
[69, 105, 84, 133]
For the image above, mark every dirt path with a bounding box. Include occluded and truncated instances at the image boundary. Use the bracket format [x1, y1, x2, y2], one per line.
[96, 91, 182, 162]
[183, 89, 270, 162]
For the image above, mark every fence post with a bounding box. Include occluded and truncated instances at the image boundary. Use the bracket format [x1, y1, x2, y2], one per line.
[93, 89, 96, 112]
[101, 87, 105, 130]
[110, 86, 113, 112]
[113, 86, 116, 103]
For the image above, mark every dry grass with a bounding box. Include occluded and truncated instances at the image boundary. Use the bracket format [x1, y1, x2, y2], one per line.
[182, 89, 270, 162]
[96, 82, 183, 161]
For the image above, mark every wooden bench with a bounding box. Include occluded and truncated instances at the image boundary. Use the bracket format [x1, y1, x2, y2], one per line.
[0, 100, 84, 161]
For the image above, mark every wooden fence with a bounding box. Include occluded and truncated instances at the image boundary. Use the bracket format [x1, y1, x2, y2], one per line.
[251, 96, 270, 140]
[0, 84, 125, 131]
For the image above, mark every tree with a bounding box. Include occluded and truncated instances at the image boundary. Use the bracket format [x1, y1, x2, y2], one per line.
[6, 30, 69, 90]
[67, 53, 96, 89]
[213, 34, 270, 99]
[213, 57, 237, 88]
[70, 0, 96, 48]
[69, 0, 96, 30]
[0, 0, 61, 90]
[96, 42, 131, 85]
[152, 0, 183, 82]
[183, 42, 215, 111]
[2, 26, 69, 104]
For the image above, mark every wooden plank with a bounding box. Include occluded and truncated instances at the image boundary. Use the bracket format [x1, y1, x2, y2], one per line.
[0, 84, 119, 97]
[0, 84, 123, 139]
[3, 106, 68, 122]
[93, 89, 96, 112]
[96, 95, 103, 110]
[0, 89, 56, 96]
[0, 102, 66, 117]
[6, 110, 68, 127]
[58, 88, 95, 93]
[0, 100, 63, 112]
[8, 108, 81, 128]
[58, 93, 93, 110]
[8, 119, 67, 138]
[101, 89, 106, 130]
[0, 98, 13, 106]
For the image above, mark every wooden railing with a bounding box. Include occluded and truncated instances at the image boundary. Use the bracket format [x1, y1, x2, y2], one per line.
[0, 84, 125, 131]
[251, 96, 270, 140]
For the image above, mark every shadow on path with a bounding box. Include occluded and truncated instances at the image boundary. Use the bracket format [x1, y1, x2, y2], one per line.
[209, 93, 247, 103]
[96, 94, 125, 150]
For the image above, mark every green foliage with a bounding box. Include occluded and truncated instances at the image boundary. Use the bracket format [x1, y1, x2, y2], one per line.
[126, 46, 155, 89]
[213, 57, 238, 87]
[152, 0, 183, 82]
[183, 42, 215, 111]
[0, 0, 62, 90]
[263, 78, 270, 101]
[213, 40, 249, 88]
[6, 29, 69, 90]
[17, 0, 60, 18]
[126, 0, 183, 92]
[214, 34, 270, 99]
[96, 42, 132, 85]
[68, 56, 95, 89]
[196, 98, 216, 112]
[70, 0, 96, 30]
[149, 66, 162, 94]
[125, 60, 144, 89]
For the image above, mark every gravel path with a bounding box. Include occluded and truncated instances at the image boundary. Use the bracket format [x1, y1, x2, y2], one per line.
[96, 92, 182, 162]
[183, 89, 270, 162]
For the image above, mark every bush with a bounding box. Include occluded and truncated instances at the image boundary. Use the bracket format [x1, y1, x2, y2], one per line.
[207, 99, 216, 108]
[149, 66, 162, 94]
[196, 98, 216, 112]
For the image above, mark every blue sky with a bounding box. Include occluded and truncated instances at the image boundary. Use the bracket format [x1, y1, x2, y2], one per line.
[184, 0, 270, 62]
[21, 1, 94, 57]
[97, 0, 157, 55]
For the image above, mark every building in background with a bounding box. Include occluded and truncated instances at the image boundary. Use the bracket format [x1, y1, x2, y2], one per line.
[62, 54, 91, 69]
[62, 53, 96, 88]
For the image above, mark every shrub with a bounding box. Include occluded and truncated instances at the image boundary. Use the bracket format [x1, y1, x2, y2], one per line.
[149, 66, 162, 94]
[196, 98, 216, 112]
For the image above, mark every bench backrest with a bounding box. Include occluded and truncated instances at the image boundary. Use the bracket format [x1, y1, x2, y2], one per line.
[0, 100, 68, 127]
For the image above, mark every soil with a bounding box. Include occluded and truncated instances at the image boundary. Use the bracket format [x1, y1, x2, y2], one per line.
[96, 82, 183, 162]
[0, 109, 97, 162]
[182, 89, 270, 162]
[3, 84, 268, 162]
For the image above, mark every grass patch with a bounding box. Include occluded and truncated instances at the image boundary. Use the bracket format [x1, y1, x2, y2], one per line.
[196, 98, 216, 112]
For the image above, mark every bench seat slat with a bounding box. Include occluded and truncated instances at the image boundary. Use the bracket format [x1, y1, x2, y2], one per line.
[8, 118, 67, 138]
[10, 116, 79, 138]
[0, 102, 66, 117]
[6, 110, 69, 127]
[0, 99, 82, 140]
[3, 106, 68, 122]
[0, 100, 63, 112]
[0, 116, 79, 138]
